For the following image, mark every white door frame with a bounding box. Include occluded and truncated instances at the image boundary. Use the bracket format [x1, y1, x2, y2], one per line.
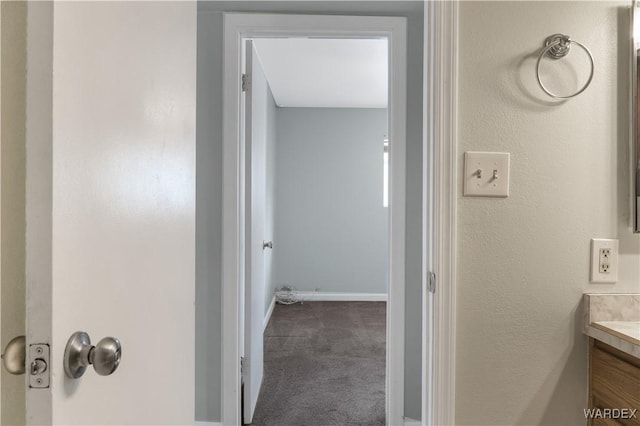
[25, 2, 54, 423]
[222, 13, 407, 426]
[422, 1, 458, 426]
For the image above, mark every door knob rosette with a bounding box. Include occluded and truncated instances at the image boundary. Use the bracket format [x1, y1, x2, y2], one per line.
[1, 335, 26, 375]
[63, 331, 121, 379]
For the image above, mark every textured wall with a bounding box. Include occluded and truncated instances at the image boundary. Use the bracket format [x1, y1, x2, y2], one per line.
[456, 2, 640, 424]
[273, 108, 388, 295]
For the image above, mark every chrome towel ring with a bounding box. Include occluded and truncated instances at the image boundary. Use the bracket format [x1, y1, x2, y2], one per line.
[536, 34, 594, 99]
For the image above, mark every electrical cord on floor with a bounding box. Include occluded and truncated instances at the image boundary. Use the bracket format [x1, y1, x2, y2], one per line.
[274, 285, 302, 305]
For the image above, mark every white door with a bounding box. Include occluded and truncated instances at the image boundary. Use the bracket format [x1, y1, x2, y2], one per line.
[243, 40, 268, 424]
[24, 2, 196, 424]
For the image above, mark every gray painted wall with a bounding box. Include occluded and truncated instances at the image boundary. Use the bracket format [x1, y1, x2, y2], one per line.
[195, 10, 222, 421]
[273, 108, 388, 294]
[196, 1, 424, 421]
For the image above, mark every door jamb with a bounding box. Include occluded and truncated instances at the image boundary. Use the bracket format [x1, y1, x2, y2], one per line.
[222, 13, 407, 426]
[423, 2, 458, 425]
[24, 2, 54, 424]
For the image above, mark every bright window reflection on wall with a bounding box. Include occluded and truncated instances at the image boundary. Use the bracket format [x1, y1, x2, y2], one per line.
[383, 137, 389, 207]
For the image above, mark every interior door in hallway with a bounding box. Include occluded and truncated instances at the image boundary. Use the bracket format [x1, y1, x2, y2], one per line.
[243, 39, 268, 424]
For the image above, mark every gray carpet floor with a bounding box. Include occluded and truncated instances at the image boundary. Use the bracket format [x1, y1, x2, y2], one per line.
[248, 301, 386, 426]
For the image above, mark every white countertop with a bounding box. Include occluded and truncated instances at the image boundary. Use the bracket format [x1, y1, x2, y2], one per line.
[583, 294, 640, 359]
[592, 321, 640, 345]
[585, 321, 640, 359]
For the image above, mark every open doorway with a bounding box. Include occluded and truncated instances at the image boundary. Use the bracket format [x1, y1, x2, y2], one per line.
[222, 13, 408, 426]
[242, 37, 389, 425]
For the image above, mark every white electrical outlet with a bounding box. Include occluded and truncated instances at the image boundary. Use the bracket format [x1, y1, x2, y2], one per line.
[590, 239, 619, 283]
[599, 248, 611, 273]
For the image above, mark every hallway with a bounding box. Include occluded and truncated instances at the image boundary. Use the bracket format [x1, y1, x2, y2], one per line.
[249, 302, 386, 425]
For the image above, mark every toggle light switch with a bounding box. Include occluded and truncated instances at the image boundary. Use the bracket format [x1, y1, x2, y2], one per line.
[463, 152, 510, 197]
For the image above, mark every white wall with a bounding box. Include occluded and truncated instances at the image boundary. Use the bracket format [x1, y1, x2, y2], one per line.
[456, 2, 640, 424]
[196, 1, 424, 421]
[0, 2, 26, 425]
[273, 108, 388, 294]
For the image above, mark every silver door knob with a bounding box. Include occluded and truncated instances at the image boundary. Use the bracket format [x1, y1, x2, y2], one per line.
[1, 335, 25, 375]
[263, 240, 273, 249]
[63, 331, 121, 379]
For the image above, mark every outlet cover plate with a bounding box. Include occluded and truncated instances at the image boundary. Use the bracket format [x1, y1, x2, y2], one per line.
[464, 151, 510, 197]
[590, 238, 619, 283]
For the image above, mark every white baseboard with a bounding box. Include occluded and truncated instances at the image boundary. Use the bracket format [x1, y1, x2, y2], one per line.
[264, 292, 387, 331]
[263, 295, 276, 331]
[292, 291, 387, 302]
[195, 422, 222, 426]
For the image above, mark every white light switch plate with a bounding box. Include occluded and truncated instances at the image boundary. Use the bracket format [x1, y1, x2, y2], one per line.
[464, 152, 510, 197]
[590, 238, 619, 283]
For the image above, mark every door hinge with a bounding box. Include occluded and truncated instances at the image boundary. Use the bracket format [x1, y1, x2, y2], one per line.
[428, 271, 436, 294]
[240, 356, 246, 376]
[242, 73, 250, 92]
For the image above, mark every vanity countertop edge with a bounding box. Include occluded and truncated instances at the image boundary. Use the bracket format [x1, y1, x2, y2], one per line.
[583, 293, 640, 359]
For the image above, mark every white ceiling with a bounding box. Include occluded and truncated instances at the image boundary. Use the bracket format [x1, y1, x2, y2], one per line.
[252, 38, 388, 108]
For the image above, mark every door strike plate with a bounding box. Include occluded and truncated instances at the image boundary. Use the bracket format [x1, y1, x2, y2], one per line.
[29, 344, 50, 389]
